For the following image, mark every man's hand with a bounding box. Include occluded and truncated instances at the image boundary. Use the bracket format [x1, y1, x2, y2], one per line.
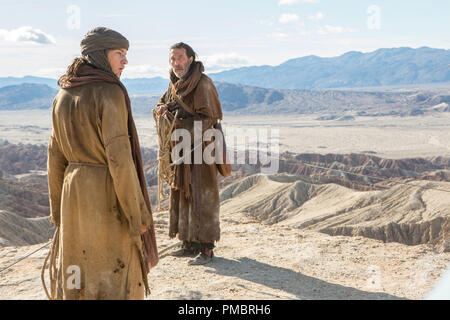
[155, 105, 168, 116]
[142, 225, 147, 233]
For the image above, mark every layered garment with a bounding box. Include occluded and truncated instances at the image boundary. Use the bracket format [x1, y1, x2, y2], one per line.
[48, 67, 156, 299]
[156, 61, 223, 243]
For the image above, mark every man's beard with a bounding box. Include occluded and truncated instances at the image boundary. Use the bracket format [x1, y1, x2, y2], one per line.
[173, 61, 191, 79]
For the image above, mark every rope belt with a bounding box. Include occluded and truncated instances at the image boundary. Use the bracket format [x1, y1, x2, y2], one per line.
[68, 162, 107, 168]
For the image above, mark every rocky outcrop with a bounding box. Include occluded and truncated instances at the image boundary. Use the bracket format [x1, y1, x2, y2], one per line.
[1, 141, 449, 251]
[262, 152, 450, 191]
[0, 143, 47, 175]
[220, 174, 450, 252]
[0, 210, 54, 246]
[0, 175, 49, 218]
[321, 217, 449, 252]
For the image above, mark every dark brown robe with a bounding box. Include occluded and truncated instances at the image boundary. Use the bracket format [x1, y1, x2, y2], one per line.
[156, 62, 223, 243]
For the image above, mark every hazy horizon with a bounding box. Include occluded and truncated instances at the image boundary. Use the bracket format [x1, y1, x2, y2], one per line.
[0, 45, 448, 82]
[1, 0, 449, 79]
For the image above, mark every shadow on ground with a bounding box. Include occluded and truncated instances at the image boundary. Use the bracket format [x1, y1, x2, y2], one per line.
[205, 257, 406, 300]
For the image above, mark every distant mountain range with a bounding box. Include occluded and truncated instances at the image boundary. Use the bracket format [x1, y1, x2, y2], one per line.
[1, 47, 450, 94]
[0, 75, 169, 95]
[3, 81, 449, 117]
[0, 76, 58, 90]
[1, 47, 450, 114]
[0, 82, 289, 114]
[0, 83, 58, 110]
[209, 47, 450, 89]
[122, 77, 169, 95]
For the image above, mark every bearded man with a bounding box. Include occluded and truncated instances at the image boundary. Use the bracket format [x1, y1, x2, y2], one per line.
[154, 43, 223, 265]
[46, 27, 158, 299]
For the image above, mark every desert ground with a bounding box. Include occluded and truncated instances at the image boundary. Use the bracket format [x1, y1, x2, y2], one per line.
[2, 110, 450, 159]
[1, 211, 449, 300]
[0, 109, 449, 300]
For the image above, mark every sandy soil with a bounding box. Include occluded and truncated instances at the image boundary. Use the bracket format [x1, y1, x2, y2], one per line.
[219, 113, 450, 159]
[2, 110, 450, 159]
[1, 209, 449, 300]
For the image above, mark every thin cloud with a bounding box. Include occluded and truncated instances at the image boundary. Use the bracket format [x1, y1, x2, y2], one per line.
[308, 12, 324, 20]
[121, 64, 168, 78]
[298, 29, 313, 36]
[267, 32, 289, 40]
[278, 0, 319, 5]
[258, 18, 275, 27]
[97, 13, 139, 17]
[0, 26, 56, 44]
[279, 13, 299, 24]
[317, 25, 357, 35]
[202, 52, 251, 72]
[35, 67, 67, 78]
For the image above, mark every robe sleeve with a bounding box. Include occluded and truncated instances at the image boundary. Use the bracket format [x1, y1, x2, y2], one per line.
[47, 130, 68, 226]
[153, 89, 170, 120]
[101, 86, 151, 237]
[157, 89, 169, 107]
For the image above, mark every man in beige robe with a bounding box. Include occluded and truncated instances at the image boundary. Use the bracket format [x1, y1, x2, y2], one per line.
[155, 43, 224, 265]
[46, 27, 158, 300]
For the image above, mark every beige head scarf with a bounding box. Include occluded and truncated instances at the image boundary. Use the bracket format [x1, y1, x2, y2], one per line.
[80, 27, 129, 75]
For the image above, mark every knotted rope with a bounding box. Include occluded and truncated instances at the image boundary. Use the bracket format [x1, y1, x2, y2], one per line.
[152, 109, 179, 211]
[41, 227, 60, 300]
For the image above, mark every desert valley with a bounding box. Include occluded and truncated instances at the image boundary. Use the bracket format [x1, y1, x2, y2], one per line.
[1, 47, 449, 300]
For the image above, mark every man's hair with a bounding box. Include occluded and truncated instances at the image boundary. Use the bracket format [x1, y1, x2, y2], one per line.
[170, 42, 196, 61]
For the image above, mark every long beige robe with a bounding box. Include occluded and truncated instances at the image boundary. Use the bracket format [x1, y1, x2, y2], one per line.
[47, 82, 151, 300]
[157, 74, 222, 244]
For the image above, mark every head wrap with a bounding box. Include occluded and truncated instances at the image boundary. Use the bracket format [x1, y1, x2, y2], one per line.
[80, 27, 129, 74]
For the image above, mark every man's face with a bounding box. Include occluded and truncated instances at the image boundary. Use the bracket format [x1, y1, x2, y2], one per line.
[170, 48, 193, 79]
[107, 48, 128, 78]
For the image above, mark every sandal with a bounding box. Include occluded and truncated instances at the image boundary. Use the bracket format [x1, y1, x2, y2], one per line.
[188, 251, 214, 265]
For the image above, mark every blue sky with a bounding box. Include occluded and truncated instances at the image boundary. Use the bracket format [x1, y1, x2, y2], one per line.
[0, 0, 449, 78]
